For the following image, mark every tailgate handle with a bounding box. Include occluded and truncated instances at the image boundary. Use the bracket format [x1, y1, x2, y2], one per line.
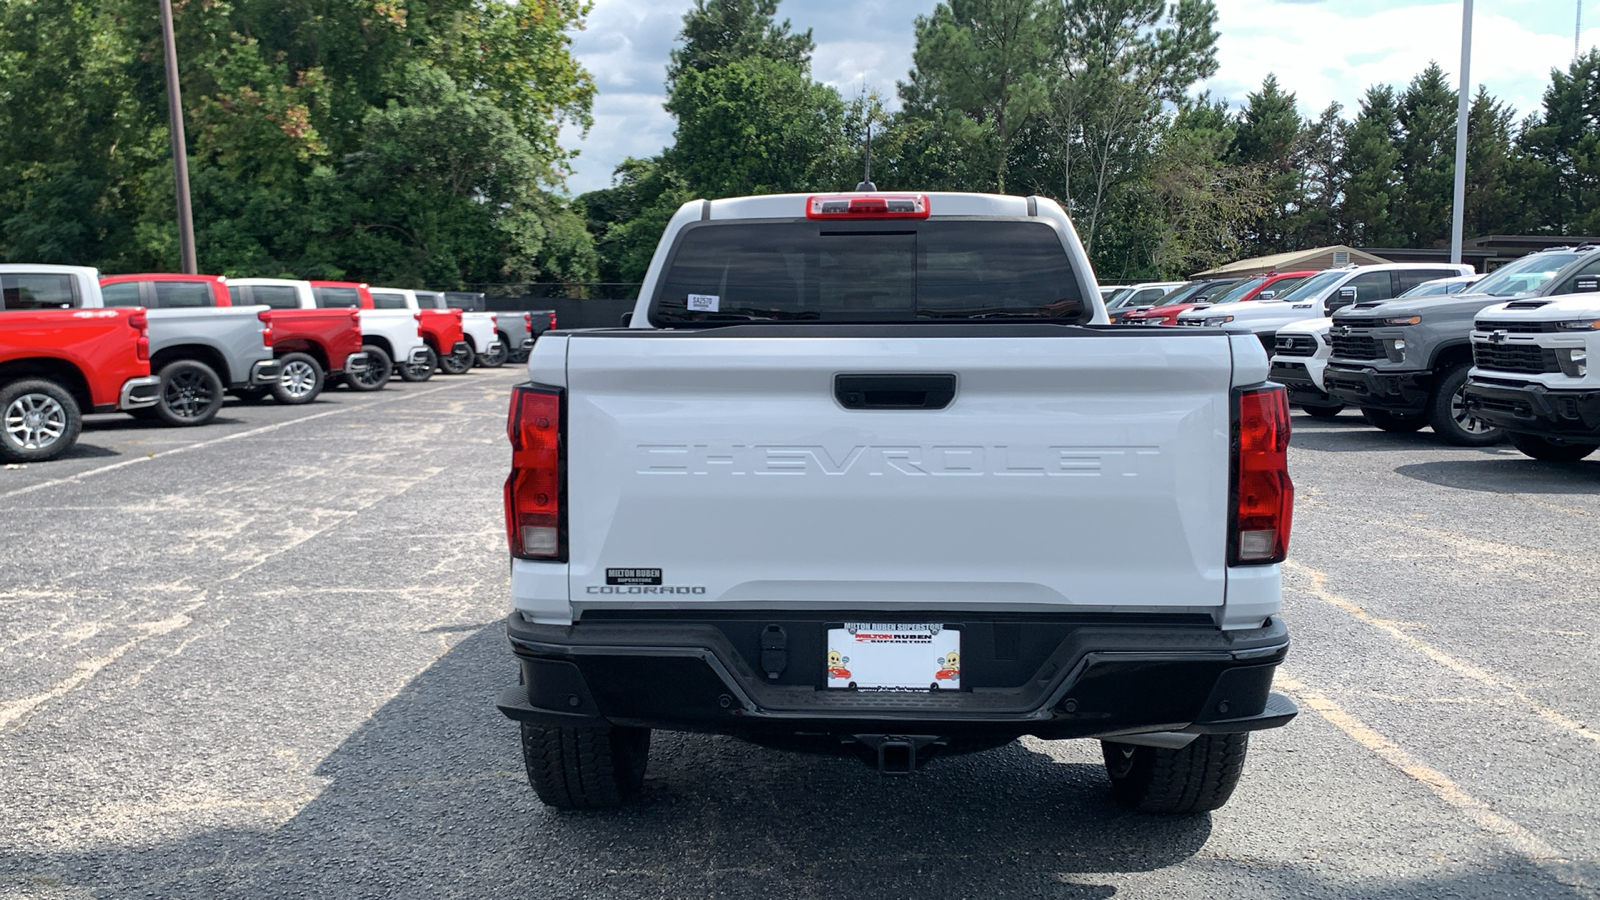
[835, 374, 956, 410]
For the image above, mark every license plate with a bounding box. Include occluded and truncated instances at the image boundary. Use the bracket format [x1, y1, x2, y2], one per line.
[826, 623, 960, 691]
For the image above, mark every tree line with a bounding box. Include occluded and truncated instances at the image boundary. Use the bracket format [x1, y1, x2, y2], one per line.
[584, 0, 1600, 283]
[0, 0, 597, 287]
[2, 0, 1597, 288]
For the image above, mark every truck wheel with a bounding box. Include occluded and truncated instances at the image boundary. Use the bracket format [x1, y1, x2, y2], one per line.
[154, 360, 224, 427]
[439, 343, 474, 375]
[478, 339, 508, 368]
[0, 379, 82, 463]
[271, 353, 325, 405]
[1300, 404, 1344, 420]
[519, 723, 650, 810]
[1101, 733, 1248, 814]
[398, 347, 436, 382]
[346, 345, 392, 391]
[1427, 364, 1503, 447]
[1361, 408, 1427, 434]
[1507, 432, 1600, 462]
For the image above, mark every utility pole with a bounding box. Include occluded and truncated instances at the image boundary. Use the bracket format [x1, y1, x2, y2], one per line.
[1450, 0, 1473, 266]
[1580, 0, 1585, 61]
[158, 0, 197, 274]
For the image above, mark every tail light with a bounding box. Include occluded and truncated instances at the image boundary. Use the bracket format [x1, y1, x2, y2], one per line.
[806, 193, 930, 219]
[505, 385, 563, 559]
[524, 313, 533, 333]
[548, 312, 557, 330]
[414, 311, 424, 337]
[1230, 386, 1293, 564]
[257, 309, 273, 348]
[490, 314, 498, 327]
[349, 308, 360, 322]
[129, 311, 150, 362]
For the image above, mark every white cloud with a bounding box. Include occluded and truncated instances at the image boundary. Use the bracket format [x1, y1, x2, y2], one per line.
[561, 0, 1599, 195]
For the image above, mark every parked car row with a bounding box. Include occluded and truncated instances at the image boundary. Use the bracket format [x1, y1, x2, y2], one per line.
[0, 265, 546, 463]
[1262, 247, 1600, 454]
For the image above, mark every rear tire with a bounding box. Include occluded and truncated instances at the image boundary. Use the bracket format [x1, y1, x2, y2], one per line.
[1300, 404, 1345, 420]
[270, 352, 324, 405]
[520, 723, 650, 810]
[0, 379, 82, 462]
[1361, 408, 1427, 434]
[1102, 733, 1248, 814]
[478, 338, 508, 368]
[1427, 364, 1503, 446]
[399, 347, 436, 382]
[154, 360, 224, 427]
[1507, 432, 1599, 462]
[439, 342, 474, 375]
[346, 345, 392, 391]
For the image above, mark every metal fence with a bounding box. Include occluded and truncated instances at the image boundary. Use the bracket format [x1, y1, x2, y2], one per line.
[459, 283, 642, 329]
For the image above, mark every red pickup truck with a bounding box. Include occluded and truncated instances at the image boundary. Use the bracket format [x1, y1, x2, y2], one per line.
[326, 282, 469, 380]
[102, 274, 368, 406]
[1, 273, 160, 461]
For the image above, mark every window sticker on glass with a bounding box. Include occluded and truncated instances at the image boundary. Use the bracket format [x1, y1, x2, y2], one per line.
[686, 293, 720, 312]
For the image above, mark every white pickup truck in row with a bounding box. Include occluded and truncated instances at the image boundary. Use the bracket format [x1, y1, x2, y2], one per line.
[495, 192, 1298, 813]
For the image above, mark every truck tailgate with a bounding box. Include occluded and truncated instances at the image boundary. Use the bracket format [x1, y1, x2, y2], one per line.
[565, 332, 1234, 613]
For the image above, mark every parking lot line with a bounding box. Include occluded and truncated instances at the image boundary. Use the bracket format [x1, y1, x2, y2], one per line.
[0, 381, 466, 502]
[1277, 674, 1587, 890]
[1287, 559, 1600, 749]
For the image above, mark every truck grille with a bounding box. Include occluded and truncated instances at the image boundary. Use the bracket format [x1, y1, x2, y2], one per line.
[1329, 333, 1383, 360]
[1476, 319, 1559, 334]
[1472, 343, 1561, 375]
[1333, 318, 1381, 329]
[1274, 334, 1318, 357]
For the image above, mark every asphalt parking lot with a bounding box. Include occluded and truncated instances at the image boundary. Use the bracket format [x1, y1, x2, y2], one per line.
[2, 368, 1599, 899]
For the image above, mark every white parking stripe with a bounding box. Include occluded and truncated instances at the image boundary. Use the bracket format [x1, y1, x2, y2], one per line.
[0, 382, 466, 501]
[1288, 559, 1600, 749]
[1279, 675, 1590, 891]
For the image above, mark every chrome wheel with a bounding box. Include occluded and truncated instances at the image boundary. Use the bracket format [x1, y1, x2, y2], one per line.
[280, 359, 319, 399]
[4, 392, 66, 450]
[164, 368, 216, 419]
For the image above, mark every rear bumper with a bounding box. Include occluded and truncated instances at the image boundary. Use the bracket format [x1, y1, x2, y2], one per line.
[249, 359, 284, 386]
[408, 347, 431, 365]
[1324, 364, 1430, 414]
[452, 341, 471, 356]
[1269, 361, 1336, 407]
[520, 338, 535, 351]
[119, 376, 162, 411]
[1463, 379, 1600, 436]
[498, 614, 1294, 741]
[341, 351, 369, 374]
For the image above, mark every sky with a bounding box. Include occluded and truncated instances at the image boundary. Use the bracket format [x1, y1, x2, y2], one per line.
[559, 0, 1600, 196]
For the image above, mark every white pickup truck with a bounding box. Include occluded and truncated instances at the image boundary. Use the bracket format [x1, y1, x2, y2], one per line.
[227, 278, 430, 389]
[495, 192, 1297, 813]
[414, 290, 504, 368]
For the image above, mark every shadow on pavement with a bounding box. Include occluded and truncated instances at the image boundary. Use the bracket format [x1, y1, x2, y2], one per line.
[7, 624, 1594, 898]
[1394, 458, 1600, 494]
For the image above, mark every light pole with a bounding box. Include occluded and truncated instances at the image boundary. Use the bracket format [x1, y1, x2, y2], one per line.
[1449, 0, 1473, 266]
[158, 0, 197, 274]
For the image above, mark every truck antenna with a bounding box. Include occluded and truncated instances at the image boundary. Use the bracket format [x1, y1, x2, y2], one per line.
[855, 123, 876, 192]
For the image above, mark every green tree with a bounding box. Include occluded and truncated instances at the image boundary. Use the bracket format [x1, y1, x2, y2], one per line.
[1285, 102, 1346, 248]
[1230, 74, 1304, 252]
[666, 0, 813, 87]
[1518, 50, 1600, 235]
[1394, 62, 1457, 247]
[900, 0, 1056, 192]
[1340, 84, 1404, 247]
[1463, 87, 1520, 237]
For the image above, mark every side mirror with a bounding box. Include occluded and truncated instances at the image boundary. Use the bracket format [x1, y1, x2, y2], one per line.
[1326, 288, 1358, 313]
[1576, 276, 1600, 294]
[1257, 290, 1276, 301]
[619, 312, 633, 326]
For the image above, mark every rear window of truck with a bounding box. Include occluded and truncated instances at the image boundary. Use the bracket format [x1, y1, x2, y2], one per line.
[369, 291, 409, 309]
[1, 274, 77, 310]
[651, 220, 1086, 325]
[313, 287, 361, 308]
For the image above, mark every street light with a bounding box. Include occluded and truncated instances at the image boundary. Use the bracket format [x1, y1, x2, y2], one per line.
[1450, 0, 1472, 266]
[158, 0, 197, 274]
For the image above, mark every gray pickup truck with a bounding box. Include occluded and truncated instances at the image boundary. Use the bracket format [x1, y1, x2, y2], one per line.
[443, 291, 555, 364]
[1323, 248, 1590, 445]
[18, 266, 281, 427]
